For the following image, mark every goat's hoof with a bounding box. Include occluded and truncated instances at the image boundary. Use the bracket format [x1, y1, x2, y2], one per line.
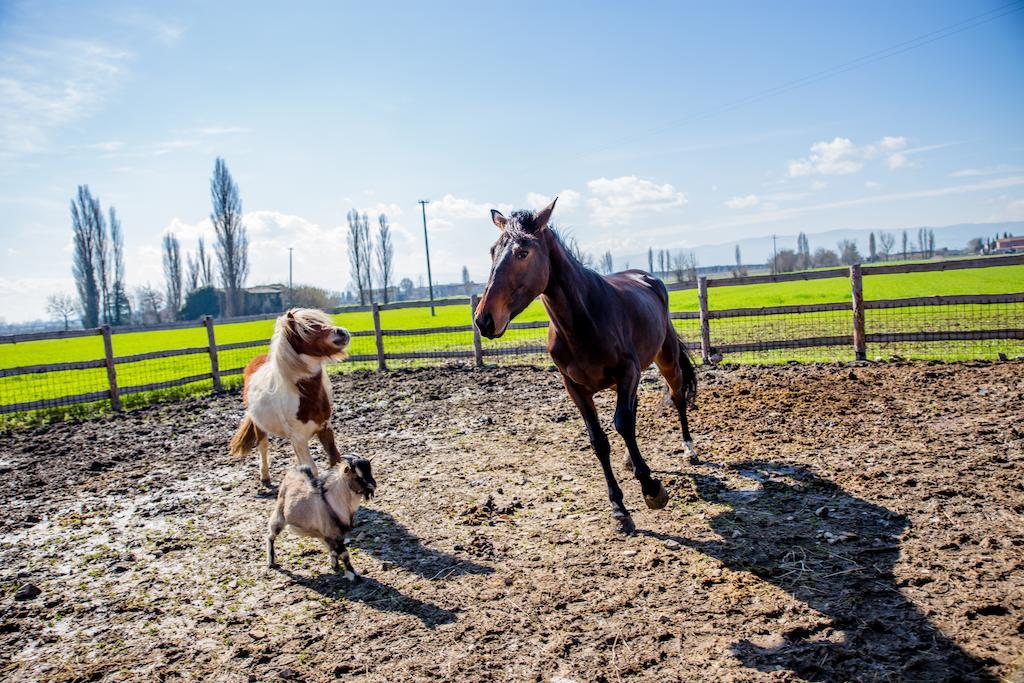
[613, 514, 636, 535]
[623, 456, 634, 473]
[345, 571, 361, 583]
[644, 480, 670, 510]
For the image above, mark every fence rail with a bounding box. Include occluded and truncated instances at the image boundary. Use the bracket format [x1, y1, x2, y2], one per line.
[1, 255, 1022, 418]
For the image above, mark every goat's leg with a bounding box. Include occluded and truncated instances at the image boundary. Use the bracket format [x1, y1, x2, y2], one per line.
[615, 364, 669, 510]
[290, 439, 318, 476]
[267, 503, 285, 568]
[316, 426, 343, 468]
[257, 436, 271, 487]
[341, 548, 359, 583]
[563, 376, 633, 534]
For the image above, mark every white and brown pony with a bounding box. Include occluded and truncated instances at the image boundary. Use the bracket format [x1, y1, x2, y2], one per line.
[228, 308, 351, 486]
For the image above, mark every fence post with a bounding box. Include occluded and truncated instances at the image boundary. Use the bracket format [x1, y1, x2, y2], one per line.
[372, 303, 387, 371]
[101, 325, 121, 412]
[470, 294, 484, 368]
[697, 276, 711, 365]
[850, 264, 866, 361]
[204, 316, 223, 392]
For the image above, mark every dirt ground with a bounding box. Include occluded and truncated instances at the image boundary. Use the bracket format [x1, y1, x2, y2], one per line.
[0, 360, 1021, 682]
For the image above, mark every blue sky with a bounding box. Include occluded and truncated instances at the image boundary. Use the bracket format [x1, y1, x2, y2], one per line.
[1, 1, 1022, 322]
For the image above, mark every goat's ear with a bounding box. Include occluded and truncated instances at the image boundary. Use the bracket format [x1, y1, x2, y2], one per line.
[491, 210, 507, 231]
[532, 197, 557, 233]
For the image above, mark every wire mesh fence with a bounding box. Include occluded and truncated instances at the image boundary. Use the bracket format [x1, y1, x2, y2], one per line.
[1, 256, 1021, 426]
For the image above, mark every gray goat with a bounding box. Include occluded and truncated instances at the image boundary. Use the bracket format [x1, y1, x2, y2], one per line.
[267, 457, 376, 581]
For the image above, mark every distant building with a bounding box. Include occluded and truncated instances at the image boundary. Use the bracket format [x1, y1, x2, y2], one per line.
[216, 284, 286, 315]
[994, 236, 1024, 253]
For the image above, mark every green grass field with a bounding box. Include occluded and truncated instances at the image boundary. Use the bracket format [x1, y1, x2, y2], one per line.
[1, 263, 1021, 426]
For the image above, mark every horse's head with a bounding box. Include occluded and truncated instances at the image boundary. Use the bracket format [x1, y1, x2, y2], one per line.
[474, 197, 557, 339]
[281, 308, 351, 360]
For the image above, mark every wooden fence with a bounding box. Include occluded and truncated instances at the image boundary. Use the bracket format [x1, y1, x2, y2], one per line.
[0, 254, 1021, 416]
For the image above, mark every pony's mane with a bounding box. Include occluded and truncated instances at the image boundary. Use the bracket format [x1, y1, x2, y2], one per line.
[266, 308, 344, 387]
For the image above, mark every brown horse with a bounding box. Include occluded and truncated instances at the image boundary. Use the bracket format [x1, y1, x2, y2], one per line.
[474, 197, 699, 533]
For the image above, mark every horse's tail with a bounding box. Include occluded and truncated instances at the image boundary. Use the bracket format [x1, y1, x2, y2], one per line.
[677, 337, 698, 409]
[229, 414, 260, 458]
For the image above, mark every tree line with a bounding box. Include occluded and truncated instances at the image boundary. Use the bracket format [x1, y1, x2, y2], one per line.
[766, 228, 938, 275]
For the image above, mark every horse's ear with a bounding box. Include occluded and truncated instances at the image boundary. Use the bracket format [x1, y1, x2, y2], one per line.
[491, 210, 507, 231]
[533, 197, 557, 233]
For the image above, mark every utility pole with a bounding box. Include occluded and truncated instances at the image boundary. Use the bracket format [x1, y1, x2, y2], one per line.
[418, 199, 436, 316]
[771, 234, 778, 276]
[288, 247, 293, 309]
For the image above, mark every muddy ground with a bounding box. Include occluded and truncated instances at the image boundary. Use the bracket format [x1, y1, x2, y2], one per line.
[0, 361, 1021, 682]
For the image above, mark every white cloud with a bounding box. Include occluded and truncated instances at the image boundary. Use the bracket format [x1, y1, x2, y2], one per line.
[811, 180, 828, 190]
[525, 189, 581, 212]
[951, 164, 1023, 178]
[424, 194, 512, 232]
[725, 194, 760, 209]
[586, 176, 687, 226]
[788, 136, 909, 177]
[0, 40, 132, 159]
[865, 181, 881, 189]
[197, 127, 249, 137]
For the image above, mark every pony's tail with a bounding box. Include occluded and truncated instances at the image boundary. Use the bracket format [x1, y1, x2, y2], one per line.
[229, 414, 260, 458]
[678, 337, 698, 409]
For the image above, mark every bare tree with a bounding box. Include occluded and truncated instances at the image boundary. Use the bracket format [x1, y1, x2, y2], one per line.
[70, 185, 104, 327]
[812, 248, 840, 267]
[346, 209, 372, 304]
[163, 232, 183, 319]
[109, 208, 129, 325]
[838, 239, 862, 266]
[563, 235, 594, 268]
[878, 231, 895, 261]
[658, 249, 667, 275]
[868, 232, 877, 262]
[134, 284, 164, 325]
[901, 230, 908, 260]
[186, 252, 200, 292]
[672, 250, 698, 282]
[376, 213, 394, 304]
[796, 233, 811, 270]
[599, 251, 614, 275]
[647, 247, 654, 274]
[197, 236, 214, 287]
[46, 293, 78, 331]
[94, 206, 111, 324]
[769, 249, 799, 273]
[461, 266, 472, 295]
[211, 158, 248, 316]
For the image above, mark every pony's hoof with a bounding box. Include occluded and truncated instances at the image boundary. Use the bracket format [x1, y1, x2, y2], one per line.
[613, 514, 636, 535]
[644, 481, 670, 510]
[685, 441, 700, 465]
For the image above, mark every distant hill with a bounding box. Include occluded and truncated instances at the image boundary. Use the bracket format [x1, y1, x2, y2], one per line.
[624, 221, 1024, 268]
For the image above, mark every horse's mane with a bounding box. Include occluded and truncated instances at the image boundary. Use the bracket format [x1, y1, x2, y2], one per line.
[503, 210, 589, 271]
[265, 308, 343, 390]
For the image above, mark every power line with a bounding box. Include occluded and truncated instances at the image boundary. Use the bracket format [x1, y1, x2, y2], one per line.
[551, 1, 1024, 167]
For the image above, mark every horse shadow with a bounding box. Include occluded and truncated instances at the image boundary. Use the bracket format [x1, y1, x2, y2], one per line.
[349, 508, 494, 580]
[275, 568, 457, 628]
[646, 460, 994, 682]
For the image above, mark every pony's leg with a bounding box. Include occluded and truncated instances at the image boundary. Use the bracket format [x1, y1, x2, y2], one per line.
[291, 439, 318, 476]
[655, 338, 700, 465]
[614, 365, 669, 511]
[316, 426, 342, 468]
[257, 436, 271, 487]
[563, 376, 633, 533]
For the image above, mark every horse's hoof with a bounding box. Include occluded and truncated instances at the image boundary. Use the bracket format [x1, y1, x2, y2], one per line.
[688, 454, 700, 466]
[644, 481, 670, 510]
[614, 514, 636, 535]
[685, 441, 700, 465]
[623, 456, 634, 473]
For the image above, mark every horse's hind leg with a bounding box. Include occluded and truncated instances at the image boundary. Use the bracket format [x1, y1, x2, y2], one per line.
[655, 337, 700, 465]
[614, 365, 669, 511]
[563, 377, 633, 534]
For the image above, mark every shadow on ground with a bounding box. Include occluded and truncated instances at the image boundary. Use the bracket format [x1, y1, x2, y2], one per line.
[646, 460, 994, 682]
[276, 568, 458, 628]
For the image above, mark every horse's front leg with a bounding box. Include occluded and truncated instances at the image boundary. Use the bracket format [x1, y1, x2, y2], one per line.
[316, 426, 343, 467]
[563, 377, 633, 534]
[614, 365, 669, 510]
